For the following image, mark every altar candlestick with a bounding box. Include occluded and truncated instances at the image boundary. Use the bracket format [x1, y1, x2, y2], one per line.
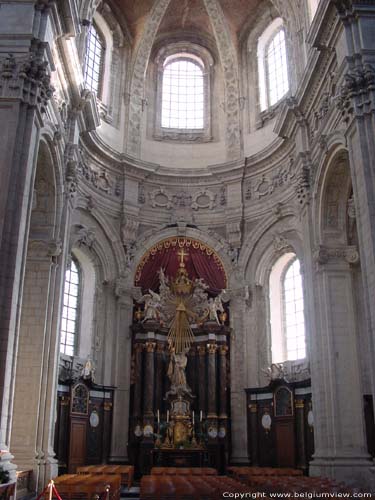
[167, 410, 169, 422]
[193, 411, 195, 425]
[200, 410, 203, 422]
[157, 409, 160, 423]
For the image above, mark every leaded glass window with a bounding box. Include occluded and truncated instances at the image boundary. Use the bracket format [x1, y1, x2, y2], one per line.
[161, 57, 204, 130]
[60, 258, 80, 356]
[84, 23, 104, 95]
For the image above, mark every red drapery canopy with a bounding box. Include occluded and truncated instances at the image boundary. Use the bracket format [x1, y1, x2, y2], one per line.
[135, 237, 227, 294]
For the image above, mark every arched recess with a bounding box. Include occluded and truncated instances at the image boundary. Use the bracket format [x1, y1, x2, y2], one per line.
[129, 226, 235, 291]
[309, 147, 373, 476]
[242, 214, 305, 387]
[10, 138, 64, 491]
[68, 208, 133, 464]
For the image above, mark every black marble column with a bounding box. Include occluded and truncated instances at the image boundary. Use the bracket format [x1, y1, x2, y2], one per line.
[155, 343, 164, 413]
[102, 401, 112, 462]
[207, 343, 218, 417]
[249, 403, 259, 466]
[197, 345, 206, 414]
[133, 343, 143, 419]
[218, 345, 228, 418]
[57, 396, 70, 471]
[143, 342, 156, 419]
[295, 399, 307, 470]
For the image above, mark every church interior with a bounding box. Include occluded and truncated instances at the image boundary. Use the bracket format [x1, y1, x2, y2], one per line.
[1, 0, 375, 497]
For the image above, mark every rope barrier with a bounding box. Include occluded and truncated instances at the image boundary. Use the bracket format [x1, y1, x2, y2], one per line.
[36, 478, 111, 500]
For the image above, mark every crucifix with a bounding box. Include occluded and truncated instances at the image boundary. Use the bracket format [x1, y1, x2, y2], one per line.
[177, 247, 189, 268]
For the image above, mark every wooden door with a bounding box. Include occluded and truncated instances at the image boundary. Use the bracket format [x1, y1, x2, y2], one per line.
[275, 419, 295, 467]
[68, 417, 87, 472]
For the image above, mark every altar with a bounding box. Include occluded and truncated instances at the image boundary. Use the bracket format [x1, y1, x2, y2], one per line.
[151, 448, 206, 468]
[128, 238, 230, 476]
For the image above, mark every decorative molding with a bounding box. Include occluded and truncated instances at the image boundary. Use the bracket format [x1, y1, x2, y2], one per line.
[149, 187, 173, 209]
[28, 239, 62, 258]
[313, 245, 360, 265]
[0, 51, 54, 112]
[77, 159, 121, 198]
[202, 0, 241, 160]
[191, 189, 216, 211]
[337, 63, 375, 122]
[126, 0, 172, 157]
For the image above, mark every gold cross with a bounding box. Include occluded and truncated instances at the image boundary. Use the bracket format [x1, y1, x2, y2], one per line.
[177, 247, 189, 266]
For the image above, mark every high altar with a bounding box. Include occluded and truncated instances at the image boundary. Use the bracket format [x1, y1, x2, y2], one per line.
[128, 238, 231, 474]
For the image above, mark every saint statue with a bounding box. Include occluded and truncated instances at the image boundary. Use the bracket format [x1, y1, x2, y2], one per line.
[166, 347, 193, 397]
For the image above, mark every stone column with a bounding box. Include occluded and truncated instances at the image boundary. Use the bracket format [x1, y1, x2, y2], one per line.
[0, 11, 55, 478]
[334, 0, 375, 438]
[109, 284, 134, 463]
[295, 399, 307, 471]
[309, 247, 372, 483]
[249, 403, 259, 466]
[197, 345, 207, 414]
[218, 345, 229, 444]
[229, 287, 249, 463]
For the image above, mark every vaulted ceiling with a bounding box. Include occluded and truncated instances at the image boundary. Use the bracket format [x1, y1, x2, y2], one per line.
[112, 0, 267, 45]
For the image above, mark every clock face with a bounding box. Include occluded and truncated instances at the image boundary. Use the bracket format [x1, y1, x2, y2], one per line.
[218, 427, 226, 438]
[208, 426, 218, 438]
[134, 425, 143, 437]
[89, 410, 99, 428]
[143, 424, 154, 437]
[261, 413, 272, 431]
[307, 410, 314, 427]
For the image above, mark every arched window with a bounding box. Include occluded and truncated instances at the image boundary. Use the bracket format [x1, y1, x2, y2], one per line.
[258, 18, 289, 111]
[161, 55, 204, 130]
[269, 253, 306, 363]
[282, 258, 306, 361]
[60, 258, 81, 356]
[83, 22, 105, 95]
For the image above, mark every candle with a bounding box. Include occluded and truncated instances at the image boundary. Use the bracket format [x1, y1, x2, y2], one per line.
[167, 410, 169, 423]
[192, 412, 195, 425]
[157, 409, 160, 424]
[200, 410, 203, 422]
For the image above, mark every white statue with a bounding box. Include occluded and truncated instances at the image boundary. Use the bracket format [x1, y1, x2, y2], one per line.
[207, 294, 225, 324]
[137, 289, 161, 322]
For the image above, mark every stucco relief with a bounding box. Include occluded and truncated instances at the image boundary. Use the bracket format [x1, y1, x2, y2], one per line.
[126, 0, 172, 157]
[202, 0, 241, 160]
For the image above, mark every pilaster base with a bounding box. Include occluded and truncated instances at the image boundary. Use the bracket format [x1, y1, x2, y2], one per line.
[309, 455, 375, 489]
[0, 451, 17, 482]
[13, 454, 58, 493]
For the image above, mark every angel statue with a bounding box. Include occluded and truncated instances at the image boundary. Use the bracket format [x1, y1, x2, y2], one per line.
[137, 290, 161, 322]
[207, 294, 225, 324]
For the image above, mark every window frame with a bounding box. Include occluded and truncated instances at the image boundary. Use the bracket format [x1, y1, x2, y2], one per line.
[83, 21, 106, 99]
[264, 27, 289, 109]
[153, 42, 213, 142]
[257, 18, 290, 115]
[280, 256, 306, 362]
[60, 256, 82, 357]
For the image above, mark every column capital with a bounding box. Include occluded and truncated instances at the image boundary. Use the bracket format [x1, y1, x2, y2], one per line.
[313, 244, 360, 266]
[207, 343, 218, 354]
[134, 343, 144, 353]
[145, 341, 156, 353]
[197, 345, 206, 356]
[248, 403, 257, 413]
[0, 50, 54, 112]
[219, 345, 229, 356]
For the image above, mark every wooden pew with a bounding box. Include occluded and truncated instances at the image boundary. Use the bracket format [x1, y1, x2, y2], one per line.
[76, 465, 134, 489]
